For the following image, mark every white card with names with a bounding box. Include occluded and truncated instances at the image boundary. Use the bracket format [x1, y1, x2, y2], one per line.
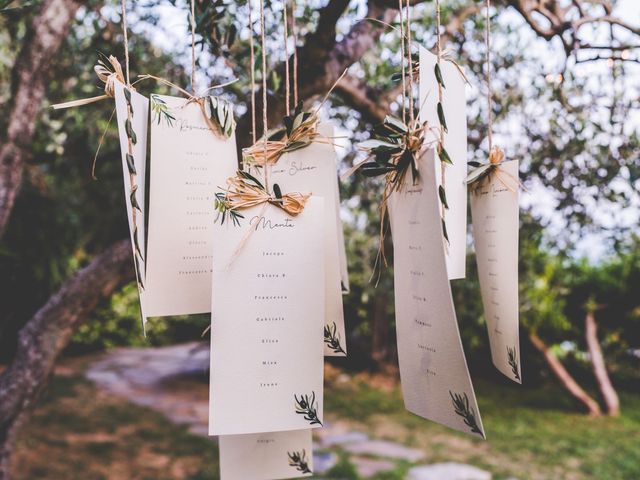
[209, 197, 325, 435]
[389, 149, 485, 439]
[419, 46, 468, 280]
[470, 159, 521, 383]
[219, 430, 313, 480]
[144, 94, 238, 318]
[114, 82, 149, 324]
[269, 123, 347, 356]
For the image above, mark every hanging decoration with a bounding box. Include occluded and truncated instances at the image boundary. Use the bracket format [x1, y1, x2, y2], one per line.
[467, 0, 522, 383]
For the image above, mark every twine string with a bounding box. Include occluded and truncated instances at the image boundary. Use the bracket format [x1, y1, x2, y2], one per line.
[248, 0, 257, 143]
[259, 0, 269, 191]
[292, 0, 299, 106]
[485, 0, 493, 151]
[121, 0, 130, 86]
[190, 0, 197, 93]
[283, 0, 290, 113]
[435, 0, 447, 223]
[398, 0, 406, 123]
[405, 0, 414, 125]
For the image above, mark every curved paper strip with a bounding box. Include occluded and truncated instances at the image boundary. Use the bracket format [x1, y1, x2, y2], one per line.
[389, 149, 485, 439]
[470, 159, 521, 383]
[419, 46, 468, 280]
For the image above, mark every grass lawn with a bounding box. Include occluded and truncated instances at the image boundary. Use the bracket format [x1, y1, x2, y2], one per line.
[10, 360, 640, 480]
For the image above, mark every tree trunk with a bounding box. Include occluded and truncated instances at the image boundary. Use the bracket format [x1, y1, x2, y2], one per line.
[529, 332, 602, 416]
[0, 0, 81, 238]
[585, 310, 620, 416]
[0, 240, 133, 479]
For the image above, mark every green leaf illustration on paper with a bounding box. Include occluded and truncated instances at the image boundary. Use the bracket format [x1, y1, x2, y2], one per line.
[288, 450, 312, 474]
[507, 346, 521, 381]
[324, 322, 346, 355]
[449, 390, 483, 436]
[150, 94, 176, 127]
[294, 392, 322, 426]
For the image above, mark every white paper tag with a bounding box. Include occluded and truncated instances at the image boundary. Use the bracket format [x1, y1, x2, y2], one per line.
[470, 159, 521, 383]
[269, 123, 347, 356]
[209, 197, 325, 435]
[219, 429, 313, 480]
[419, 46, 468, 280]
[389, 149, 484, 438]
[144, 94, 238, 318]
[114, 82, 149, 326]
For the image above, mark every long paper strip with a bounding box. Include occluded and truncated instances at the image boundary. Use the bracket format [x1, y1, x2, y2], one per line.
[470, 160, 521, 383]
[209, 197, 325, 435]
[419, 46, 468, 280]
[269, 123, 347, 356]
[389, 149, 485, 439]
[114, 82, 149, 326]
[219, 430, 313, 480]
[144, 94, 238, 318]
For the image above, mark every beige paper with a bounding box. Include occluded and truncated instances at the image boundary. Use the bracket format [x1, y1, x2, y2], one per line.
[144, 94, 238, 318]
[389, 149, 485, 439]
[114, 82, 148, 325]
[209, 197, 325, 435]
[269, 123, 347, 356]
[219, 429, 313, 480]
[419, 46, 468, 280]
[470, 159, 521, 383]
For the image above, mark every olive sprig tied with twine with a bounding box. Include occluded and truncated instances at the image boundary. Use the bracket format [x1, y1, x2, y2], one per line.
[466, 146, 521, 194]
[243, 100, 320, 166]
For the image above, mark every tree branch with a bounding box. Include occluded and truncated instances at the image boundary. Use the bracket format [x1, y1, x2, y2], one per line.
[0, 0, 82, 239]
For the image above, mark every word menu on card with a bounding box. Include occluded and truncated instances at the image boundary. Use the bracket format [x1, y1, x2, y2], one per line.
[269, 123, 347, 356]
[144, 94, 238, 318]
[219, 429, 313, 480]
[419, 46, 468, 280]
[471, 159, 521, 383]
[389, 149, 485, 439]
[209, 198, 325, 435]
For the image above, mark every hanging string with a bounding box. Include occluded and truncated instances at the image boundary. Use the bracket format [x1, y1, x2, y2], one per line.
[398, 0, 406, 123]
[283, 0, 291, 114]
[292, 1, 299, 106]
[259, 0, 269, 191]
[435, 0, 447, 224]
[405, 0, 414, 126]
[121, 0, 130, 85]
[485, 0, 493, 151]
[248, 0, 257, 143]
[190, 0, 197, 93]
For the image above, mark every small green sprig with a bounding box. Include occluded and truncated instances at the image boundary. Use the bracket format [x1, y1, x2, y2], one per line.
[214, 191, 244, 227]
[324, 322, 346, 355]
[449, 390, 483, 436]
[150, 94, 176, 127]
[205, 96, 236, 138]
[288, 450, 312, 474]
[507, 346, 521, 381]
[294, 392, 322, 426]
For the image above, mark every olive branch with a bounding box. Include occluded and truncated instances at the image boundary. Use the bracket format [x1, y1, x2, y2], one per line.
[324, 322, 346, 355]
[449, 390, 483, 436]
[507, 346, 521, 381]
[150, 94, 176, 127]
[287, 449, 312, 474]
[294, 392, 322, 426]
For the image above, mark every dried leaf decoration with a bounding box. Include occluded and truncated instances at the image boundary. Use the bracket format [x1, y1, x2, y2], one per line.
[243, 101, 320, 166]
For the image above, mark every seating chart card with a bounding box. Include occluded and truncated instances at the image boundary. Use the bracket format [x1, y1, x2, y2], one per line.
[419, 46, 468, 280]
[209, 197, 325, 435]
[269, 123, 347, 356]
[389, 149, 485, 439]
[470, 159, 521, 383]
[144, 94, 238, 318]
[219, 429, 313, 480]
[114, 82, 149, 324]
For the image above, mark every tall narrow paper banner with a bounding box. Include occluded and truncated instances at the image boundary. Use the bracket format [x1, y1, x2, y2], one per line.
[419, 46, 468, 280]
[114, 82, 149, 325]
[219, 430, 313, 480]
[209, 198, 325, 435]
[389, 149, 485, 438]
[144, 94, 238, 318]
[470, 160, 521, 383]
[269, 123, 347, 356]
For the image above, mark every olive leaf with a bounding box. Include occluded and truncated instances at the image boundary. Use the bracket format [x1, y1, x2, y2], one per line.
[507, 346, 521, 381]
[125, 153, 136, 175]
[294, 392, 322, 426]
[450, 391, 483, 436]
[324, 321, 346, 354]
[437, 101, 448, 133]
[435, 63, 446, 89]
[129, 185, 142, 211]
[125, 118, 137, 144]
[438, 185, 449, 209]
[288, 450, 312, 474]
[438, 145, 453, 165]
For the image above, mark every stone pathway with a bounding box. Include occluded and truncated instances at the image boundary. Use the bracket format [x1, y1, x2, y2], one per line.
[86, 343, 495, 479]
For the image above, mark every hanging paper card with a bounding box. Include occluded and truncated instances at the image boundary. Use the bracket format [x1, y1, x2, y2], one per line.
[114, 82, 149, 325]
[209, 197, 325, 435]
[144, 94, 238, 318]
[219, 429, 313, 480]
[269, 123, 347, 356]
[470, 159, 521, 383]
[419, 46, 468, 280]
[388, 149, 485, 438]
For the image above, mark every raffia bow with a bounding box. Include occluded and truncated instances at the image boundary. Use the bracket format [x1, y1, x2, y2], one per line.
[467, 146, 521, 193]
[52, 54, 126, 110]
